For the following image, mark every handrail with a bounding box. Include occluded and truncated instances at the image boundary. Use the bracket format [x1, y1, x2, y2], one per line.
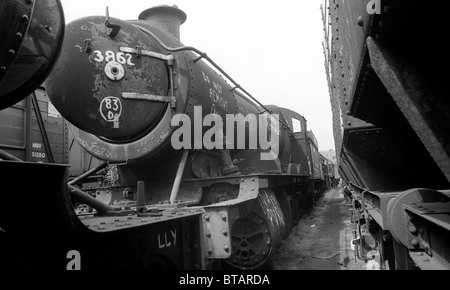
[134, 25, 292, 133]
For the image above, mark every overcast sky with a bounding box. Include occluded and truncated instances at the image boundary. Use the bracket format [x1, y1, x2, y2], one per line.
[59, 0, 334, 151]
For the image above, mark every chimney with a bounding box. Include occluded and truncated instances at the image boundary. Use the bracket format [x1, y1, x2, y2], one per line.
[139, 5, 187, 41]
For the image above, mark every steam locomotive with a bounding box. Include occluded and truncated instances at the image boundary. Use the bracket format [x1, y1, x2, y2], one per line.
[0, 1, 336, 270]
[322, 0, 450, 269]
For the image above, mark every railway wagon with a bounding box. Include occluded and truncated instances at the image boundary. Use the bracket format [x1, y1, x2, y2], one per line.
[0, 2, 334, 270]
[322, 0, 450, 269]
[0, 88, 67, 164]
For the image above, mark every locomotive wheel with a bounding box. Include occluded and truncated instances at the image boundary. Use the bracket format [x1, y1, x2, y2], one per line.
[226, 213, 272, 269]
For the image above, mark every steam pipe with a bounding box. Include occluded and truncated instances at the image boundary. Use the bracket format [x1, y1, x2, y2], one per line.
[68, 162, 108, 186]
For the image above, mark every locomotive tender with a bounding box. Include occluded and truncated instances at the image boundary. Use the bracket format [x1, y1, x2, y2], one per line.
[322, 0, 450, 269]
[0, 1, 334, 270]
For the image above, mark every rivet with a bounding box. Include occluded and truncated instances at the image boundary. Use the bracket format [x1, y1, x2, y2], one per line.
[411, 238, 420, 247]
[357, 16, 363, 27]
[16, 32, 23, 38]
[224, 245, 230, 252]
[221, 214, 226, 221]
[0, 66, 6, 73]
[8, 50, 15, 56]
[223, 230, 228, 236]
[206, 232, 211, 238]
[205, 215, 210, 221]
[409, 226, 417, 234]
[208, 249, 213, 255]
[21, 15, 29, 22]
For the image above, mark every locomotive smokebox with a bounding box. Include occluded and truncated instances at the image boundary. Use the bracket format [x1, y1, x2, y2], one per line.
[139, 5, 187, 41]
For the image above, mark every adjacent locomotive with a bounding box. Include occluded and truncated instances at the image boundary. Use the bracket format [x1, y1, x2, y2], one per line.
[1, 3, 333, 270]
[322, 0, 450, 269]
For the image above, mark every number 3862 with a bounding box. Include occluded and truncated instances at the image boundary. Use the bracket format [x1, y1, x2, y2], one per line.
[93, 50, 135, 66]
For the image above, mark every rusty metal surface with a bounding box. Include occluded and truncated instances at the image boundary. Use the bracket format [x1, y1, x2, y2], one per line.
[0, 0, 34, 86]
[0, 0, 65, 110]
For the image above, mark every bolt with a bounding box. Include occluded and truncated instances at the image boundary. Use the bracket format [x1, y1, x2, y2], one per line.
[357, 16, 363, 26]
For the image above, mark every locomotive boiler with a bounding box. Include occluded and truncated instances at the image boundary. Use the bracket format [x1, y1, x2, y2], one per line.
[0, 4, 331, 270]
